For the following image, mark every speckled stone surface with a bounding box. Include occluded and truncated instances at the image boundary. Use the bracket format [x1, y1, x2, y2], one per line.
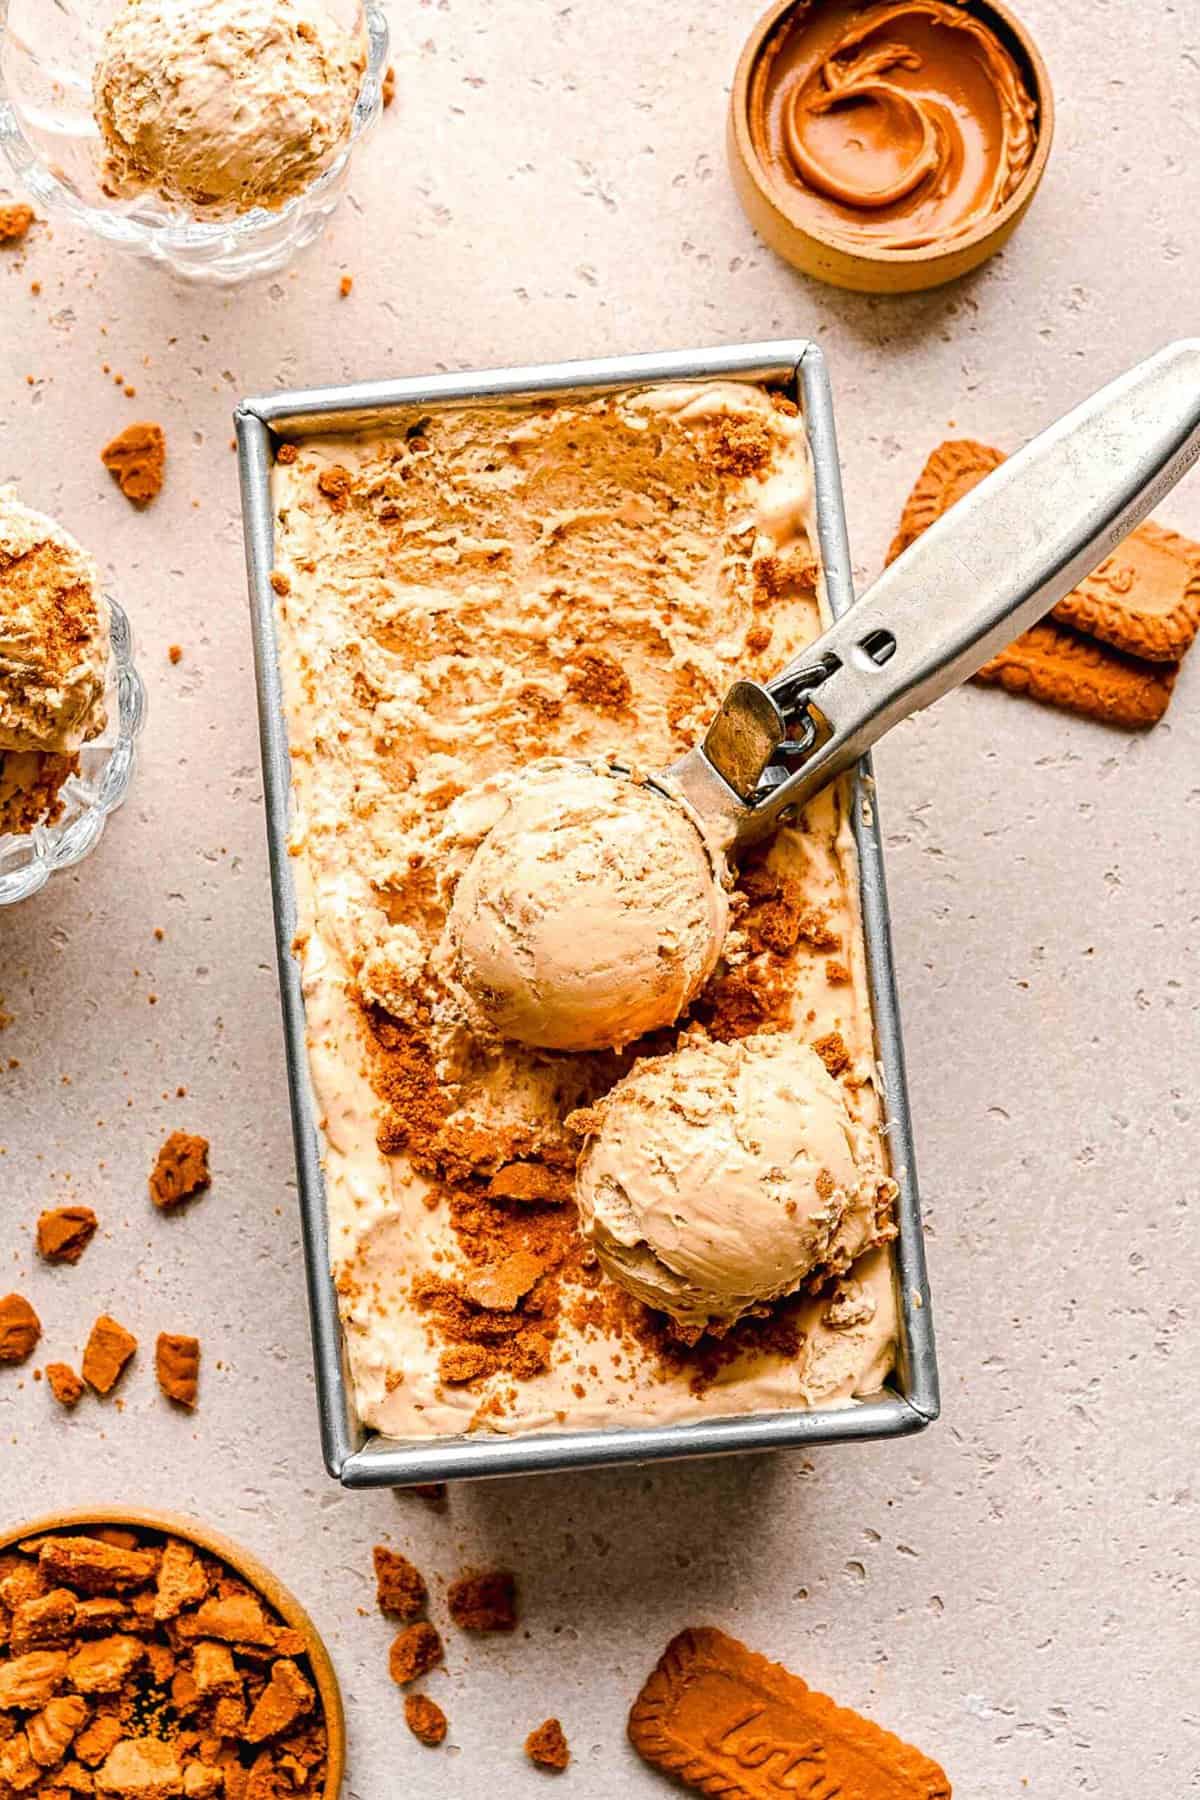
[1, 3, 1197, 1795]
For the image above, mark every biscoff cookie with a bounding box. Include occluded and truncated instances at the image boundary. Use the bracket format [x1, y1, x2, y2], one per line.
[629, 1627, 950, 1800]
[976, 621, 1177, 728]
[891, 440, 1200, 662]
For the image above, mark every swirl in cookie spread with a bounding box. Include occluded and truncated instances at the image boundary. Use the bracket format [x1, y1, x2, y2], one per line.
[751, 0, 1037, 249]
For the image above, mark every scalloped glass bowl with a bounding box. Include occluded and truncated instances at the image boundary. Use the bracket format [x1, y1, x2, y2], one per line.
[0, 600, 146, 906]
[0, 0, 388, 285]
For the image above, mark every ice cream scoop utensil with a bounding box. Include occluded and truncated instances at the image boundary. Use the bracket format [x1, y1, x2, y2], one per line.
[673, 339, 1200, 843]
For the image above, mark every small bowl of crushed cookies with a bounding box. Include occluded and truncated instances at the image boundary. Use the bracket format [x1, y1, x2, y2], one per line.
[0, 1509, 345, 1796]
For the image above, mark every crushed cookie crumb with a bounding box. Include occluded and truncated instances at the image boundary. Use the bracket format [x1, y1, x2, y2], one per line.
[36, 1206, 98, 1266]
[150, 1131, 210, 1210]
[813, 1030, 851, 1077]
[101, 421, 166, 505]
[0, 1293, 41, 1363]
[711, 417, 772, 477]
[373, 1546, 427, 1621]
[275, 442, 299, 465]
[0, 203, 34, 245]
[388, 1621, 443, 1686]
[382, 63, 397, 107]
[339, 275, 353, 298]
[404, 1692, 447, 1746]
[447, 1569, 517, 1634]
[155, 1332, 200, 1408]
[81, 1314, 137, 1395]
[46, 1362, 85, 1409]
[567, 649, 631, 712]
[317, 465, 353, 510]
[525, 1718, 570, 1771]
[168, 644, 183, 664]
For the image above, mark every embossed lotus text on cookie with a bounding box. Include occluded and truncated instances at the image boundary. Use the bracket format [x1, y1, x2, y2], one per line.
[629, 1627, 951, 1799]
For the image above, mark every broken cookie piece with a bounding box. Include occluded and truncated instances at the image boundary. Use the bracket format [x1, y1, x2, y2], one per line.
[36, 1206, 99, 1265]
[388, 1622, 443, 1686]
[100, 422, 166, 506]
[525, 1717, 570, 1772]
[447, 1569, 517, 1634]
[244, 1658, 314, 1744]
[0, 1293, 41, 1364]
[155, 1332, 200, 1408]
[149, 1131, 210, 1210]
[47, 1361, 85, 1408]
[95, 1735, 182, 1797]
[373, 1546, 427, 1622]
[404, 1693, 448, 1747]
[81, 1316, 138, 1396]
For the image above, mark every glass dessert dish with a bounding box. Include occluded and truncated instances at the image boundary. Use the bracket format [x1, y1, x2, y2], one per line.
[0, 0, 389, 285]
[0, 599, 146, 906]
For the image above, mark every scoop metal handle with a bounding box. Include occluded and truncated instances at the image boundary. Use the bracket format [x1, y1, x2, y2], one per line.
[672, 339, 1200, 843]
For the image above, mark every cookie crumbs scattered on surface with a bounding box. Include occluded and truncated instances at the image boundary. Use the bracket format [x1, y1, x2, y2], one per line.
[447, 1569, 517, 1633]
[168, 644, 183, 664]
[388, 1621, 444, 1686]
[383, 63, 396, 106]
[81, 1314, 137, 1396]
[0, 203, 34, 245]
[156, 1331, 200, 1407]
[404, 1692, 447, 1746]
[101, 420, 166, 504]
[825, 958, 851, 985]
[37, 1205, 99, 1265]
[373, 1545, 427, 1621]
[150, 1130, 210, 1209]
[526, 1718, 570, 1772]
[0, 1293, 42, 1363]
[339, 275, 353, 297]
[46, 1362, 85, 1408]
[270, 571, 291, 596]
[276, 442, 299, 465]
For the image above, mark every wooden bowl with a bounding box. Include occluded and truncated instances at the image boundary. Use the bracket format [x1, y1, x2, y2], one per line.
[728, 0, 1055, 293]
[0, 1506, 346, 1797]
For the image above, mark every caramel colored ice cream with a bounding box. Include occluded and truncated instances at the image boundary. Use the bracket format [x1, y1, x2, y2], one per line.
[93, 0, 366, 217]
[270, 378, 899, 1438]
[440, 761, 730, 1052]
[0, 489, 109, 837]
[574, 1034, 894, 1336]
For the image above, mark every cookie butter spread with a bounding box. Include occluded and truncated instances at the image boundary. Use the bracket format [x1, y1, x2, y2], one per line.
[270, 381, 899, 1439]
[750, 0, 1037, 249]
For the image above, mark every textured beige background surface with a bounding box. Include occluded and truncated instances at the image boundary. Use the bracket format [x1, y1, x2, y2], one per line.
[2, 3, 1198, 1795]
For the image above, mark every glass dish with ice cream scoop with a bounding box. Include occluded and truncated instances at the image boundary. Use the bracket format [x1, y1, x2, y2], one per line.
[0, 597, 146, 906]
[0, 0, 388, 285]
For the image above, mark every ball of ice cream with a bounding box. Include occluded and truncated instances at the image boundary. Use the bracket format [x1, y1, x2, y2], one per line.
[439, 763, 729, 1054]
[574, 1033, 887, 1333]
[0, 489, 109, 757]
[93, 0, 367, 216]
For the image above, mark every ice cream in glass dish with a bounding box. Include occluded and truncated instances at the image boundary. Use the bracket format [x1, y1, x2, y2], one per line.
[0, 489, 144, 904]
[0, 0, 389, 282]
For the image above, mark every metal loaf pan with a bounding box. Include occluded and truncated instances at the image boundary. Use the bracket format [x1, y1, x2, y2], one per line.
[236, 341, 940, 1488]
